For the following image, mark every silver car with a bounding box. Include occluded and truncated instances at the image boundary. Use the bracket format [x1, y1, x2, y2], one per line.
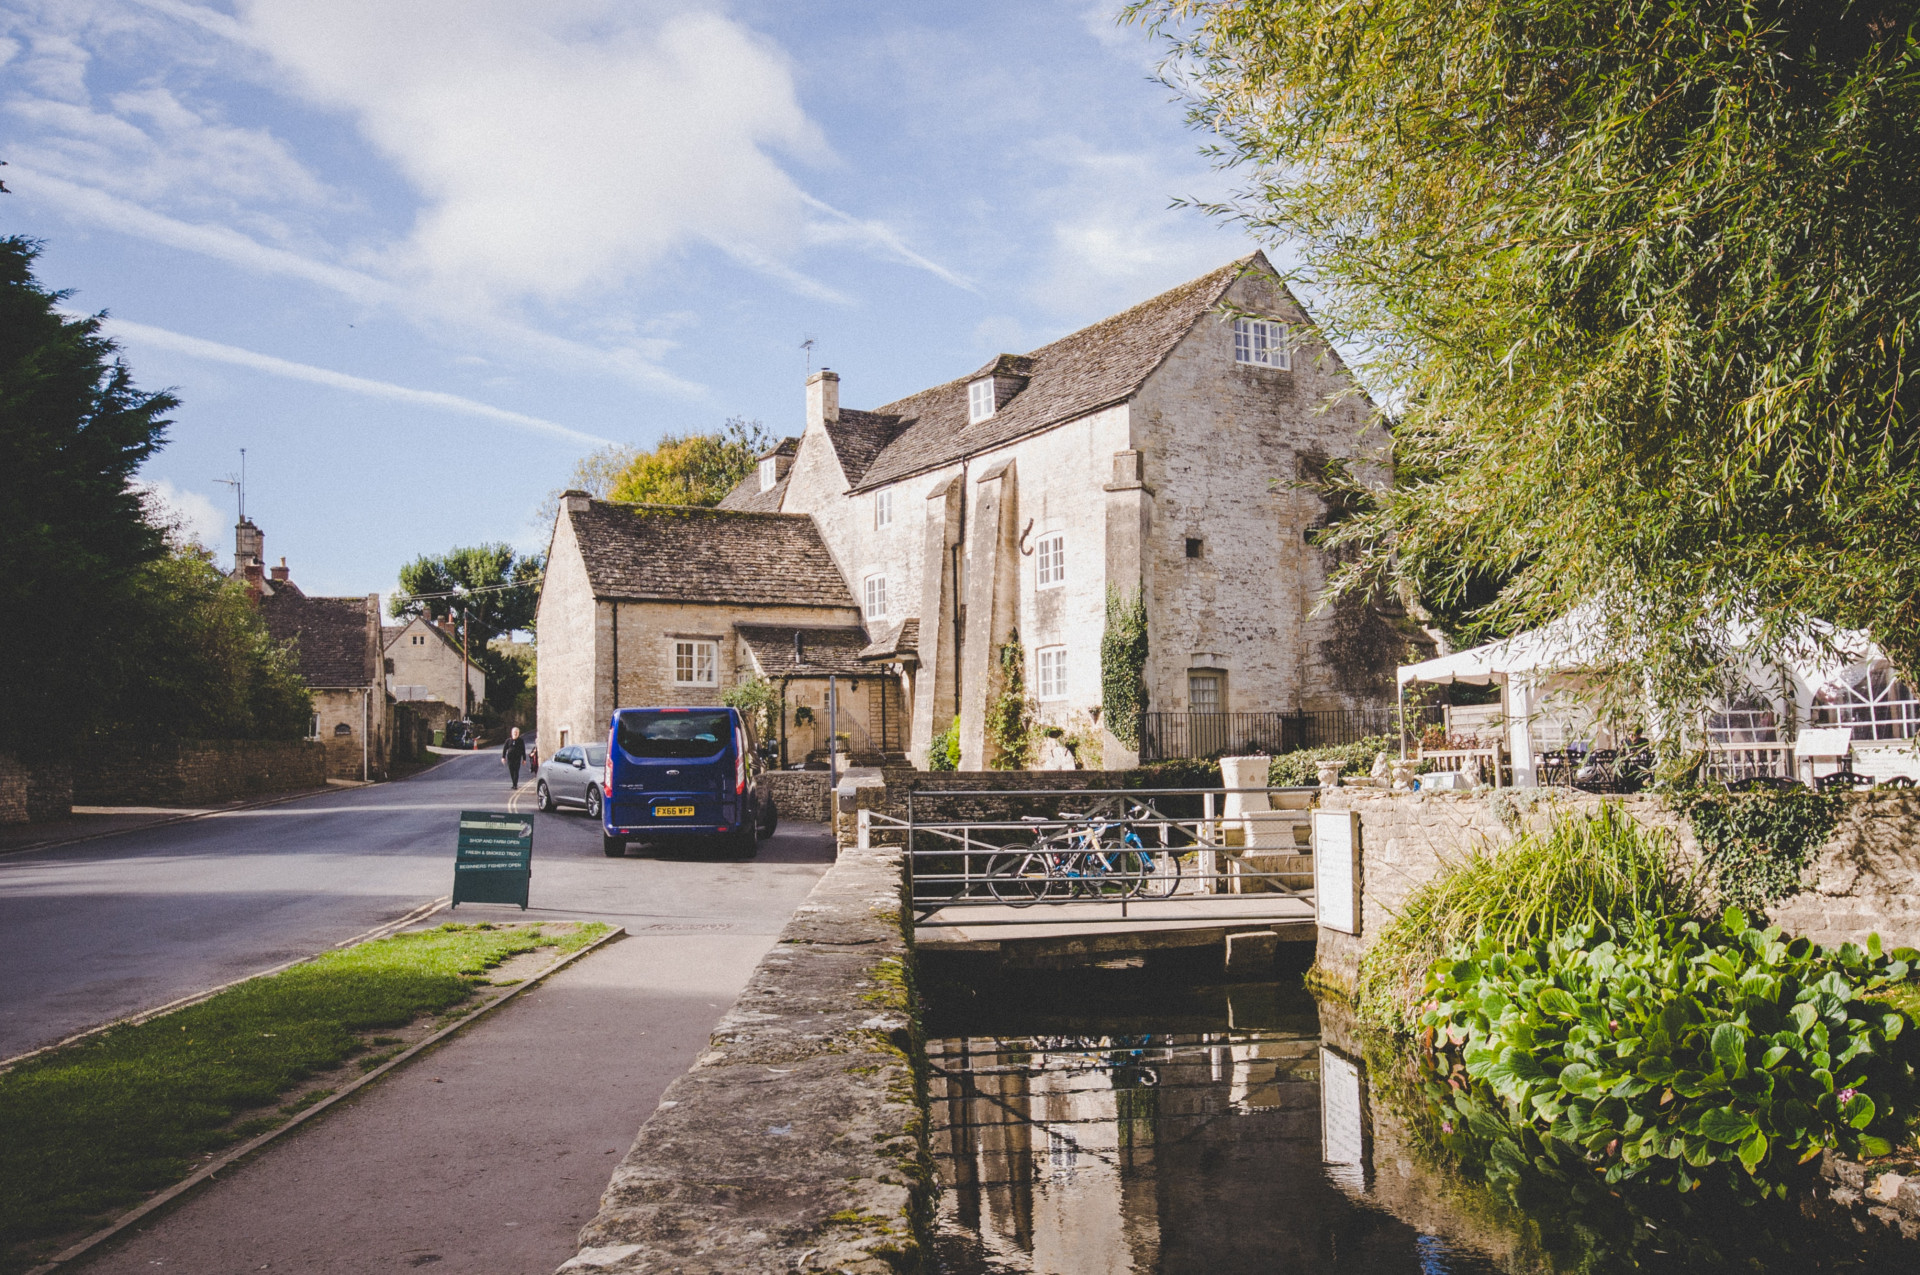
[535, 742, 608, 819]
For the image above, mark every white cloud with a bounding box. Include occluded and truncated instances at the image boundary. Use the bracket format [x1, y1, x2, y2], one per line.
[227, 0, 962, 306]
[137, 475, 230, 549]
[101, 317, 618, 447]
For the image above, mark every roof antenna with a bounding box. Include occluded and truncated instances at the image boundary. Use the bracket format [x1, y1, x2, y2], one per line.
[213, 447, 247, 523]
[800, 336, 816, 376]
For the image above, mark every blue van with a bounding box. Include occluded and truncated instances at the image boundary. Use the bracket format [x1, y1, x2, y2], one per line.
[600, 706, 776, 858]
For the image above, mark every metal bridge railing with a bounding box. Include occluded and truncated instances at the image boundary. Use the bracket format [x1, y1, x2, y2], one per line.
[882, 786, 1320, 931]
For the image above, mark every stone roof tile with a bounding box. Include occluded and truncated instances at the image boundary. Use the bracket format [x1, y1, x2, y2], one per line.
[735, 624, 871, 676]
[261, 589, 377, 688]
[568, 500, 855, 609]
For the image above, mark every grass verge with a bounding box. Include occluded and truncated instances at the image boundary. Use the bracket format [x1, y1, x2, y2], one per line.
[0, 920, 606, 1272]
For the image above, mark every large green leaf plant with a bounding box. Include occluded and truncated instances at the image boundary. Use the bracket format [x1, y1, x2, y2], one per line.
[1423, 910, 1919, 1199]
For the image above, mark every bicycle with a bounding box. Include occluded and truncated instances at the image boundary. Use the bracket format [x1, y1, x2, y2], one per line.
[987, 807, 1181, 904]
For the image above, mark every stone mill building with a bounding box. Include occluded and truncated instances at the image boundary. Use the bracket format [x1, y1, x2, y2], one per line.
[537, 253, 1406, 769]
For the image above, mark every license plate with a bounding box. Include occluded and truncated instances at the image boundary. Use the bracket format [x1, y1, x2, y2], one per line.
[654, 805, 696, 817]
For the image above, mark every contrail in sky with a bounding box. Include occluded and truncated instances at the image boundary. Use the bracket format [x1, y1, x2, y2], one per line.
[101, 318, 617, 448]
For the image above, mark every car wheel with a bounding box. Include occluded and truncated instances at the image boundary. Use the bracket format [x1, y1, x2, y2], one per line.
[535, 781, 554, 813]
[602, 833, 626, 857]
[585, 786, 602, 820]
[759, 799, 779, 839]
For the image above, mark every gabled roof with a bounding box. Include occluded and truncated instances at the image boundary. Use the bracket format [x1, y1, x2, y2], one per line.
[822, 409, 910, 488]
[566, 500, 857, 609]
[261, 589, 377, 689]
[847, 255, 1266, 491]
[715, 472, 787, 513]
[385, 615, 465, 657]
[858, 617, 919, 663]
[735, 624, 871, 676]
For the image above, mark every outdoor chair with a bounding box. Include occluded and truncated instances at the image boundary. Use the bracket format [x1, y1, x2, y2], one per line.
[1816, 768, 1877, 793]
[1879, 775, 1916, 790]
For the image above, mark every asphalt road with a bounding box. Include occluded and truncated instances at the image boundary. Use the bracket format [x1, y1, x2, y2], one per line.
[0, 751, 834, 1058]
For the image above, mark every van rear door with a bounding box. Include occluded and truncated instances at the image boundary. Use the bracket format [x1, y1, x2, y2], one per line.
[608, 709, 736, 831]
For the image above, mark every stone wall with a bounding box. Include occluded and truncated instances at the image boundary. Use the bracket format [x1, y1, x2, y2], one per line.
[764, 770, 832, 824]
[1311, 788, 1920, 997]
[0, 754, 74, 824]
[71, 740, 327, 806]
[562, 843, 927, 1275]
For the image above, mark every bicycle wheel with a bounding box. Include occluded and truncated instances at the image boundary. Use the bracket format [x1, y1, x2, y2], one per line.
[988, 850, 1051, 906]
[1135, 849, 1182, 899]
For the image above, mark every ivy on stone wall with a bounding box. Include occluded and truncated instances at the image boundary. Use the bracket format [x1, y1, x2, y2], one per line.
[985, 632, 1034, 769]
[1101, 587, 1149, 750]
[1679, 788, 1841, 912]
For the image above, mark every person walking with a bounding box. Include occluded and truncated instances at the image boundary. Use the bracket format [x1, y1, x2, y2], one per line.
[501, 727, 528, 790]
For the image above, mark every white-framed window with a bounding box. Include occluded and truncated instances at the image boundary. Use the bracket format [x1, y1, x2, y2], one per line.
[307, 713, 320, 740]
[968, 378, 996, 423]
[1036, 646, 1068, 700]
[674, 639, 717, 686]
[874, 488, 893, 529]
[758, 457, 778, 491]
[1233, 318, 1291, 370]
[864, 574, 889, 622]
[1035, 532, 1065, 587]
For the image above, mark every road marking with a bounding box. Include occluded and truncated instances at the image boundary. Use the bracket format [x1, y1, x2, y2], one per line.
[0, 896, 452, 1073]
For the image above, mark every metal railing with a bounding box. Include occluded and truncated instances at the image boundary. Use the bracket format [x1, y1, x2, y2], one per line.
[889, 786, 1319, 931]
[1703, 743, 1795, 784]
[1138, 709, 1399, 763]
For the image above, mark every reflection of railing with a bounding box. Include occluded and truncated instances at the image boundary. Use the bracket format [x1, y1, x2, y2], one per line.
[1813, 700, 1920, 742]
[1139, 709, 1394, 762]
[883, 786, 1319, 931]
[1703, 743, 1794, 783]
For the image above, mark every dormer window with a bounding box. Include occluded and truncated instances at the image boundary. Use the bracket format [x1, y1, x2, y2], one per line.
[1233, 318, 1291, 370]
[758, 457, 778, 491]
[968, 378, 996, 424]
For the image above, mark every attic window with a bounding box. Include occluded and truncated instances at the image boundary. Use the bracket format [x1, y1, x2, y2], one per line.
[1186, 537, 1205, 559]
[758, 457, 778, 492]
[968, 378, 996, 424]
[1233, 318, 1291, 370]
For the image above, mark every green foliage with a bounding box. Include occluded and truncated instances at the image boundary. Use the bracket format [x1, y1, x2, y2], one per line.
[985, 632, 1033, 769]
[391, 544, 543, 710]
[1130, 0, 1920, 706]
[1359, 806, 1700, 1031]
[1680, 789, 1842, 913]
[606, 417, 772, 507]
[1424, 911, 1920, 1200]
[1266, 735, 1395, 787]
[100, 547, 312, 740]
[1100, 587, 1148, 750]
[0, 236, 177, 753]
[926, 717, 960, 772]
[0, 921, 606, 1255]
[721, 675, 779, 742]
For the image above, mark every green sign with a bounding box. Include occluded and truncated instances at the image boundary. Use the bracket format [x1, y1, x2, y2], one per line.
[451, 810, 532, 910]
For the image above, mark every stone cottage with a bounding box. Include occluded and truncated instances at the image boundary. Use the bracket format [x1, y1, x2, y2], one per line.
[715, 252, 1407, 768]
[537, 499, 899, 763]
[383, 615, 485, 730]
[233, 520, 391, 780]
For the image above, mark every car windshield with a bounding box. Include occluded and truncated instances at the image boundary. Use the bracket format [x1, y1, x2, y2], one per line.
[583, 745, 606, 767]
[616, 711, 731, 759]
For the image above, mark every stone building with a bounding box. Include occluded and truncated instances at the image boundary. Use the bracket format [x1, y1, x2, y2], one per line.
[233, 520, 391, 781]
[383, 615, 485, 731]
[716, 252, 1407, 768]
[536, 498, 896, 763]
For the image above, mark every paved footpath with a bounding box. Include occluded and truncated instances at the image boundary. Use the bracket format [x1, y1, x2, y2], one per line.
[1, 752, 835, 1273]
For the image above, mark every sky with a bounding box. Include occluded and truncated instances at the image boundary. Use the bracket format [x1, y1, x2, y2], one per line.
[1, 0, 1267, 604]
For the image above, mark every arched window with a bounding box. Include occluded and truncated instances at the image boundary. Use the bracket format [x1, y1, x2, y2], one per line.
[334, 722, 353, 736]
[1705, 691, 1777, 745]
[1813, 662, 1918, 741]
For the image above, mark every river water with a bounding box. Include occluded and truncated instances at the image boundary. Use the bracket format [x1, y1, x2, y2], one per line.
[924, 968, 1919, 1275]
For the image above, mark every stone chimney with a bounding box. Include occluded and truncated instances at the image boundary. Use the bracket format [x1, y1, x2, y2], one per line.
[806, 368, 839, 431]
[270, 557, 290, 583]
[561, 489, 591, 514]
[234, 519, 266, 598]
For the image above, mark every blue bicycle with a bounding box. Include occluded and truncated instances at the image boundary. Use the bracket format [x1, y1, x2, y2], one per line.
[987, 806, 1181, 905]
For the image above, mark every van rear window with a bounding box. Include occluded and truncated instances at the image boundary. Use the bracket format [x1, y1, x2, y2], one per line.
[616, 711, 731, 759]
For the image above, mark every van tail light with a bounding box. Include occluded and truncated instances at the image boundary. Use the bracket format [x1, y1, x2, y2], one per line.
[735, 730, 748, 795]
[605, 734, 615, 797]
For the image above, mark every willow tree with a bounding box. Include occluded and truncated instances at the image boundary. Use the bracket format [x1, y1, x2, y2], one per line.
[1131, 0, 1920, 708]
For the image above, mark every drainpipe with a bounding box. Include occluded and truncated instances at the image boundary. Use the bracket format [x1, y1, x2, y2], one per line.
[362, 687, 370, 782]
[610, 600, 620, 725]
[828, 673, 839, 791]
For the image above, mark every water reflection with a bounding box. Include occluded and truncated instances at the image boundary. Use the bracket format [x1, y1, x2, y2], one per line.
[929, 989, 1504, 1274]
[927, 975, 1920, 1275]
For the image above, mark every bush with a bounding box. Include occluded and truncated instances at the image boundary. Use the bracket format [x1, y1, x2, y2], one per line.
[1423, 911, 1919, 1200]
[1267, 734, 1397, 787]
[1357, 805, 1699, 1030]
[1680, 789, 1841, 913]
[926, 717, 959, 771]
